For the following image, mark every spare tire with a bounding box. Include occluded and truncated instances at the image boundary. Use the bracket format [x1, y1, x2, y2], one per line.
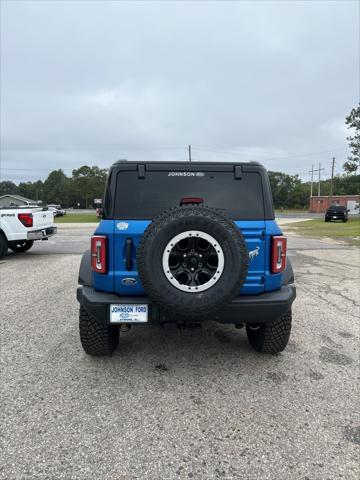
[137, 205, 248, 319]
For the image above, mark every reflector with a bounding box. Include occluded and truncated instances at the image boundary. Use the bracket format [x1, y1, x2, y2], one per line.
[91, 236, 107, 274]
[18, 213, 33, 228]
[180, 197, 204, 205]
[271, 236, 287, 273]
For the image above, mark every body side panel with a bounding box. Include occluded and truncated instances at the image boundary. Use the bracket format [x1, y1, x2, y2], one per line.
[93, 219, 284, 296]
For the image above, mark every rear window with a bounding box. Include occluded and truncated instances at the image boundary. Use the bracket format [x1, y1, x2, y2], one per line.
[113, 170, 265, 220]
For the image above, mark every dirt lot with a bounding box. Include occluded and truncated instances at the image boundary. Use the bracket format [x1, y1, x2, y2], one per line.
[0, 227, 359, 480]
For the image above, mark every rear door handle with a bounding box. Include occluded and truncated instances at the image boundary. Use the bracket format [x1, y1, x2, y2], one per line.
[125, 238, 133, 271]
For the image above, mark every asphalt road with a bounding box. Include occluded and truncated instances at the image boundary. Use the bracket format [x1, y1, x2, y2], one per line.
[1, 225, 359, 480]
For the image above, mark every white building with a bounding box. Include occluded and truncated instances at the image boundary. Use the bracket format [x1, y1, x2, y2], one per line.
[0, 194, 39, 208]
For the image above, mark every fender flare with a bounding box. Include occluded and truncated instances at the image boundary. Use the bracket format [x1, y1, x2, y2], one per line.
[282, 257, 294, 285]
[78, 249, 93, 286]
[0, 228, 8, 240]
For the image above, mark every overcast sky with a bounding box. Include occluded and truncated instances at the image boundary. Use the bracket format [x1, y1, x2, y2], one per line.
[0, 0, 358, 183]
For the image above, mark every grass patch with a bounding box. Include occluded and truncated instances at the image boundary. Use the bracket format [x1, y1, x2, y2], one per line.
[282, 217, 360, 246]
[55, 213, 99, 223]
[274, 209, 308, 215]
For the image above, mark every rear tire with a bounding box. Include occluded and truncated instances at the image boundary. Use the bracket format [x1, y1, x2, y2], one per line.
[8, 240, 34, 253]
[0, 233, 8, 258]
[79, 306, 119, 356]
[137, 205, 248, 320]
[246, 310, 292, 354]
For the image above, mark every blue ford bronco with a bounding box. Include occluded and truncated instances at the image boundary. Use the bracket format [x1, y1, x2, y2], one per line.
[77, 160, 296, 356]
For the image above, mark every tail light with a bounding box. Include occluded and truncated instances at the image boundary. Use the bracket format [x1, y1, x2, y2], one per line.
[180, 197, 204, 205]
[91, 236, 107, 274]
[18, 213, 33, 228]
[271, 236, 287, 273]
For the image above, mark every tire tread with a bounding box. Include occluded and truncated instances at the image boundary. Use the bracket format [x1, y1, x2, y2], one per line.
[0, 233, 8, 258]
[246, 310, 292, 354]
[137, 205, 248, 320]
[79, 307, 119, 356]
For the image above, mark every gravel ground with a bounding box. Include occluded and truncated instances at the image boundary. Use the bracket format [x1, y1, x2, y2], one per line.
[0, 233, 359, 480]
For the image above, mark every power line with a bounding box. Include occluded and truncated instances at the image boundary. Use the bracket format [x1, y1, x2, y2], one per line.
[191, 145, 344, 160]
[0, 149, 342, 179]
[0, 145, 187, 153]
[0, 167, 74, 172]
[0, 143, 345, 160]
[330, 157, 336, 196]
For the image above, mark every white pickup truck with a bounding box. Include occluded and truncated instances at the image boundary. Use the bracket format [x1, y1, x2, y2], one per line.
[0, 206, 57, 258]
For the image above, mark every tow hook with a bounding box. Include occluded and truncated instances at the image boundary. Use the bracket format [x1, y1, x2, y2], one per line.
[120, 324, 131, 332]
[247, 324, 261, 331]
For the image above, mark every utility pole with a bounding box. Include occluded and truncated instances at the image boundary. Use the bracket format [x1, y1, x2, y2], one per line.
[188, 144, 192, 162]
[309, 165, 314, 197]
[317, 162, 325, 196]
[330, 157, 335, 197]
[309, 164, 325, 197]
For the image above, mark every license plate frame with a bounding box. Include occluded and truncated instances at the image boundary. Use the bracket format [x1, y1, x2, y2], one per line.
[110, 304, 148, 324]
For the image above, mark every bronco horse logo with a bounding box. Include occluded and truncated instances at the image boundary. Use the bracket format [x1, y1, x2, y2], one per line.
[248, 246, 260, 260]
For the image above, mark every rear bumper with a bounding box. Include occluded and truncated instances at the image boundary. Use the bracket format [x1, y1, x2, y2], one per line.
[77, 285, 296, 325]
[27, 226, 57, 240]
[325, 214, 346, 221]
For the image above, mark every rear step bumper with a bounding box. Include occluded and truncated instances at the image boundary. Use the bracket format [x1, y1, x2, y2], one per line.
[27, 226, 57, 240]
[77, 285, 296, 325]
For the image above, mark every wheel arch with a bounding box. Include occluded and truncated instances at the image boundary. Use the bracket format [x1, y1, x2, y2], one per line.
[281, 257, 294, 285]
[0, 229, 9, 258]
[78, 249, 93, 286]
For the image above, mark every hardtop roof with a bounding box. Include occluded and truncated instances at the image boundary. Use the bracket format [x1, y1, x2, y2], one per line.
[112, 159, 263, 167]
[104, 158, 274, 219]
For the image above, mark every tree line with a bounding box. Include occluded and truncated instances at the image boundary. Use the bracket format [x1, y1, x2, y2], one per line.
[0, 166, 108, 208]
[268, 171, 359, 209]
[0, 165, 359, 210]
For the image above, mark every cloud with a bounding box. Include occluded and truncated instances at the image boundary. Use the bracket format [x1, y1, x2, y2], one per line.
[320, 119, 349, 143]
[0, 0, 358, 182]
